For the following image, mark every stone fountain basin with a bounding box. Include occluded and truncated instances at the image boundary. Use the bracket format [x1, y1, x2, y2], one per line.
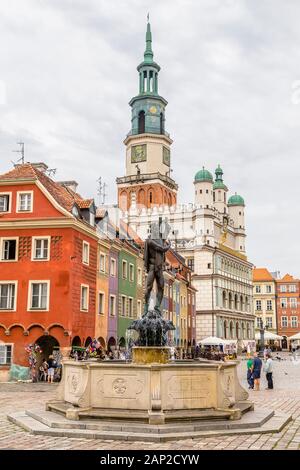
[48, 356, 251, 425]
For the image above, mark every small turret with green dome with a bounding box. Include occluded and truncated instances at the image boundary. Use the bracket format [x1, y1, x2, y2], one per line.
[213, 165, 228, 191]
[228, 192, 245, 206]
[194, 167, 213, 183]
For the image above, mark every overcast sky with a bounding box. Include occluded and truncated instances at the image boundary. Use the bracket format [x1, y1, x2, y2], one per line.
[0, 0, 299, 276]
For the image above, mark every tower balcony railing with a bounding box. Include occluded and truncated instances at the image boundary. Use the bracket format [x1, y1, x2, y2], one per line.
[127, 127, 170, 138]
[116, 171, 178, 188]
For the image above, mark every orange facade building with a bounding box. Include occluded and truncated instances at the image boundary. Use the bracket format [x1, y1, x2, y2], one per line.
[0, 163, 98, 371]
[276, 274, 300, 349]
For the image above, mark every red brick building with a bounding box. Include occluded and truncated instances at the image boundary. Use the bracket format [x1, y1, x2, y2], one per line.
[276, 274, 300, 349]
[0, 163, 98, 372]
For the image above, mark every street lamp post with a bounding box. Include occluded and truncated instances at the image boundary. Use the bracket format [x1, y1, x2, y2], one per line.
[258, 321, 268, 357]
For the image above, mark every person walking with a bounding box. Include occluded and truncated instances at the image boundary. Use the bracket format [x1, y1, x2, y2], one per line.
[246, 355, 254, 389]
[47, 355, 55, 383]
[264, 353, 274, 389]
[252, 352, 263, 391]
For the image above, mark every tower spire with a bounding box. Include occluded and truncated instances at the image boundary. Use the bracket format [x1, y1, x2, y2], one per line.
[144, 15, 153, 63]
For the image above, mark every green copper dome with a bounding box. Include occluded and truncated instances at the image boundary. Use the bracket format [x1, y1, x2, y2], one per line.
[213, 180, 228, 190]
[194, 167, 213, 183]
[228, 193, 245, 206]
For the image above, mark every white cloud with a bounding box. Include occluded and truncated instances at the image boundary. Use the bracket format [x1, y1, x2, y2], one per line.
[0, 0, 299, 275]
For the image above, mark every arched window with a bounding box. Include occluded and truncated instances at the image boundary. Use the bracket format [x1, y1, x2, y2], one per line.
[246, 323, 250, 340]
[236, 322, 240, 339]
[224, 320, 228, 339]
[234, 294, 238, 310]
[149, 191, 153, 204]
[242, 322, 245, 339]
[138, 110, 145, 133]
[120, 191, 127, 212]
[149, 70, 154, 92]
[222, 291, 227, 308]
[230, 321, 234, 339]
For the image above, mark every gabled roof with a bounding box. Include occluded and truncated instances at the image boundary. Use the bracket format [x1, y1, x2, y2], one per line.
[253, 268, 274, 282]
[0, 163, 94, 215]
[280, 273, 299, 282]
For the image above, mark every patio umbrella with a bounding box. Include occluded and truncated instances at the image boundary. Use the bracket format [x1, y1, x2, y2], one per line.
[255, 331, 283, 341]
[199, 336, 227, 346]
[288, 332, 300, 340]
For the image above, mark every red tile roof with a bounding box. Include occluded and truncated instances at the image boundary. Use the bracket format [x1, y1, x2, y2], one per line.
[279, 273, 299, 282]
[0, 163, 94, 214]
[253, 268, 274, 282]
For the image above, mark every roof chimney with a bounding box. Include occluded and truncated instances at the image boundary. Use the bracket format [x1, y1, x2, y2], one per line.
[31, 162, 49, 173]
[58, 180, 78, 193]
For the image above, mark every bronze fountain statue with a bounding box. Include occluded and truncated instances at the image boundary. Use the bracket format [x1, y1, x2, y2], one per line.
[128, 219, 175, 346]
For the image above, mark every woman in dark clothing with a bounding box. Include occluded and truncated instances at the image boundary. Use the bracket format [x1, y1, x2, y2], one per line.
[252, 352, 263, 391]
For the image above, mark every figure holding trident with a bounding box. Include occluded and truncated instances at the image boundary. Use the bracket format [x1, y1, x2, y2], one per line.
[143, 218, 171, 315]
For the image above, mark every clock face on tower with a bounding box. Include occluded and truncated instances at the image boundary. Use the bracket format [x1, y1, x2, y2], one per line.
[149, 105, 157, 114]
[131, 144, 147, 163]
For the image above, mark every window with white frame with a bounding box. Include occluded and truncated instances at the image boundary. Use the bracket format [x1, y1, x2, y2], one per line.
[266, 317, 273, 328]
[256, 317, 263, 328]
[129, 264, 134, 282]
[137, 268, 142, 286]
[0, 193, 11, 213]
[32, 237, 49, 260]
[128, 297, 133, 317]
[99, 253, 106, 272]
[281, 316, 288, 327]
[0, 344, 12, 365]
[0, 283, 16, 310]
[291, 316, 298, 328]
[290, 298, 297, 309]
[266, 285, 272, 293]
[256, 300, 262, 311]
[80, 285, 89, 311]
[17, 192, 32, 212]
[122, 260, 127, 279]
[280, 285, 287, 292]
[266, 300, 273, 311]
[98, 292, 104, 314]
[280, 298, 287, 308]
[110, 258, 116, 277]
[29, 282, 49, 310]
[289, 284, 296, 293]
[109, 295, 116, 316]
[255, 285, 261, 293]
[137, 300, 142, 318]
[1, 238, 18, 261]
[82, 242, 89, 265]
[121, 295, 126, 316]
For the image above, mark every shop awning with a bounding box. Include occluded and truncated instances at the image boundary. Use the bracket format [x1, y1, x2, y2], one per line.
[255, 331, 283, 341]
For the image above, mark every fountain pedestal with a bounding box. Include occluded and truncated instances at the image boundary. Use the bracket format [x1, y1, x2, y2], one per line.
[132, 346, 170, 364]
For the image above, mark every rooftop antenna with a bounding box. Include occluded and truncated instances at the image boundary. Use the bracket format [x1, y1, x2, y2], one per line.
[12, 141, 25, 166]
[45, 168, 57, 178]
[97, 177, 107, 205]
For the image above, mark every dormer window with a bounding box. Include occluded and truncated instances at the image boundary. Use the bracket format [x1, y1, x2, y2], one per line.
[72, 205, 79, 217]
[17, 191, 33, 212]
[90, 211, 95, 226]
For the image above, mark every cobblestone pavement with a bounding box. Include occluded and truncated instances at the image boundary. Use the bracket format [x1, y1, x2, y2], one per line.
[1, 355, 300, 450]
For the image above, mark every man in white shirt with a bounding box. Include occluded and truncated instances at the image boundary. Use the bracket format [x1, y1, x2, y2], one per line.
[264, 353, 273, 389]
